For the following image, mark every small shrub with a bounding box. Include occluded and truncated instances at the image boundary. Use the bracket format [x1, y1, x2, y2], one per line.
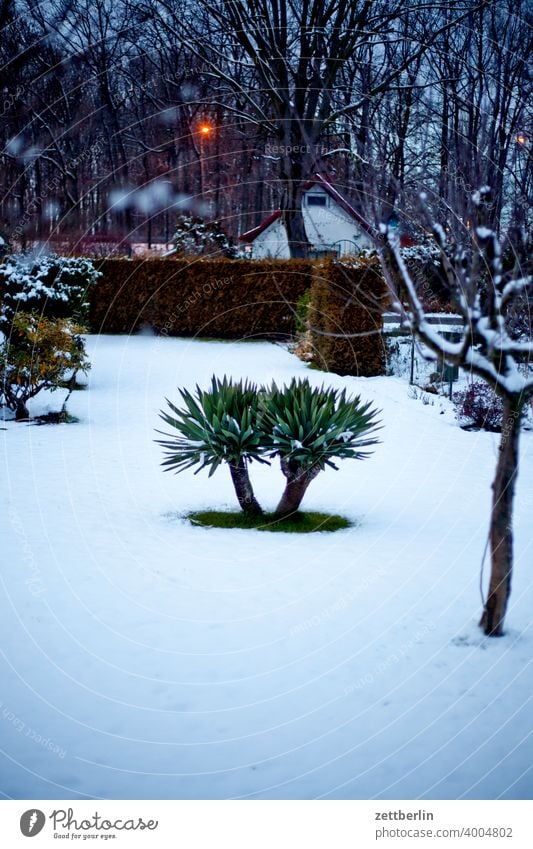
[453, 380, 504, 431]
[172, 215, 239, 258]
[402, 243, 453, 312]
[1, 312, 90, 420]
[0, 228, 11, 258]
[293, 331, 314, 363]
[506, 291, 533, 344]
[295, 289, 311, 334]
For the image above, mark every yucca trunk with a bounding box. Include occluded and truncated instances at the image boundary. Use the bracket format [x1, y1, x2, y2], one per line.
[229, 458, 263, 516]
[275, 459, 321, 517]
[480, 396, 522, 637]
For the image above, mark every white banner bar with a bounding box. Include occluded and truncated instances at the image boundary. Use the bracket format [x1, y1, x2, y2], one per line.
[2, 800, 532, 848]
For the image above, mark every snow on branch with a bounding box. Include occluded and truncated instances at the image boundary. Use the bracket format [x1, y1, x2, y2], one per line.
[378, 194, 533, 401]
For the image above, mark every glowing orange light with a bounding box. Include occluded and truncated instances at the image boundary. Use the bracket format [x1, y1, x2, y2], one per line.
[199, 123, 212, 136]
[516, 133, 527, 145]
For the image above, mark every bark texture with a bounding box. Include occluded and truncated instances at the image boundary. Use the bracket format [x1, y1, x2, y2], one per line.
[229, 459, 263, 516]
[280, 147, 312, 259]
[275, 458, 321, 516]
[480, 397, 522, 636]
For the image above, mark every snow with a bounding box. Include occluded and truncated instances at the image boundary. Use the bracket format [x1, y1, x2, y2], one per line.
[472, 187, 491, 205]
[475, 226, 498, 247]
[1, 335, 532, 801]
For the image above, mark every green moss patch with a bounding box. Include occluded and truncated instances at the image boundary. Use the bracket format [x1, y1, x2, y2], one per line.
[187, 510, 352, 533]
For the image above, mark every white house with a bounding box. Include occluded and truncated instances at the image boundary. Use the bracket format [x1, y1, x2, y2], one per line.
[239, 173, 379, 258]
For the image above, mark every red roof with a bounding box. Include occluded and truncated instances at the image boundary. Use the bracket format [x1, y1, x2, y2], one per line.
[240, 174, 380, 243]
[240, 209, 283, 243]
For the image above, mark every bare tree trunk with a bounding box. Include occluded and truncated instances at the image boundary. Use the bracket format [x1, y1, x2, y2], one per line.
[281, 179, 310, 258]
[229, 458, 263, 516]
[480, 396, 522, 636]
[15, 399, 30, 420]
[275, 459, 321, 516]
[280, 143, 312, 258]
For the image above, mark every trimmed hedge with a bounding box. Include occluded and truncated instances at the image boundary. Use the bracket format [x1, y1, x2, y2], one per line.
[0, 254, 382, 375]
[308, 258, 389, 376]
[89, 258, 312, 339]
[87, 256, 388, 375]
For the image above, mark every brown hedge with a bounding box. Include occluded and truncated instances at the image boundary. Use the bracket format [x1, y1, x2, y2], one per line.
[308, 258, 389, 377]
[89, 256, 389, 375]
[89, 257, 313, 339]
[1, 255, 389, 376]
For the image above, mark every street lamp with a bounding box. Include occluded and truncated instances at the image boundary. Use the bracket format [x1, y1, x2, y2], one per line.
[197, 121, 213, 197]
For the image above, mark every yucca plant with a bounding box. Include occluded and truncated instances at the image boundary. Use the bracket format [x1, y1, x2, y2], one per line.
[260, 378, 381, 516]
[156, 376, 268, 515]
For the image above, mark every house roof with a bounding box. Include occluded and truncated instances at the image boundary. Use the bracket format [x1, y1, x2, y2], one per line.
[240, 209, 284, 243]
[239, 173, 380, 243]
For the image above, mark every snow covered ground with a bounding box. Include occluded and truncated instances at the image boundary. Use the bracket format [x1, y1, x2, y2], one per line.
[1, 335, 532, 800]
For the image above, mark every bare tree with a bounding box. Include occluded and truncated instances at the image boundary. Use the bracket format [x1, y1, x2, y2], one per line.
[3, 0, 528, 251]
[431, 0, 532, 236]
[147, 0, 482, 257]
[378, 189, 533, 636]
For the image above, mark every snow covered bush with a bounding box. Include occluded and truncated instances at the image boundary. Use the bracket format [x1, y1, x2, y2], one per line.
[261, 379, 381, 516]
[0, 254, 101, 334]
[1, 313, 90, 420]
[453, 381, 505, 431]
[157, 375, 381, 518]
[171, 215, 239, 258]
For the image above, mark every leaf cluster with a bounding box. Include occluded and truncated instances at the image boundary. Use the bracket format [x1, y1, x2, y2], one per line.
[260, 378, 382, 471]
[157, 376, 268, 476]
[157, 375, 381, 475]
